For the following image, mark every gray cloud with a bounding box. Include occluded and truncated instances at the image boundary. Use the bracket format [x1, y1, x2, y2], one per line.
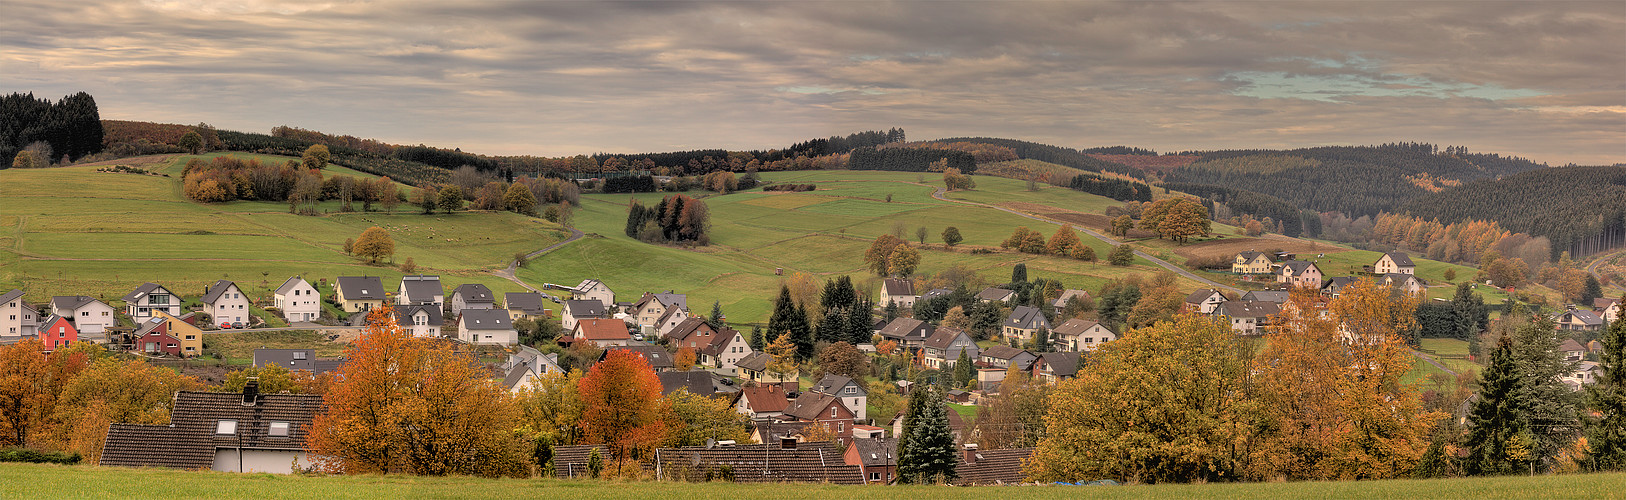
[1, 0, 1620, 164]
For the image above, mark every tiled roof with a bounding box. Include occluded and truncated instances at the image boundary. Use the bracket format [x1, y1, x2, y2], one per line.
[396, 304, 444, 326]
[849, 437, 898, 466]
[810, 374, 861, 396]
[878, 318, 933, 340]
[1035, 352, 1079, 378]
[649, 442, 863, 484]
[50, 295, 100, 312]
[882, 278, 915, 297]
[100, 391, 324, 469]
[1282, 261, 1319, 276]
[741, 385, 790, 413]
[699, 328, 743, 357]
[1216, 300, 1281, 319]
[253, 348, 344, 375]
[200, 280, 237, 304]
[552, 445, 611, 478]
[1384, 252, 1415, 267]
[1184, 289, 1222, 304]
[0, 289, 26, 305]
[563, 300, 607, 318]
[783, 392, 841, 421]
[604, 345, 672, 369]
[1051, 318, 1103, 337]
[1051, 289, 1090, 308]
[452, 284, 495, 304]
[1003, 306, 1048, 330]
[977, 287, 1014, 301]
[336, 277, 384, 301]
[1241, 290, 1290, 303]
[504, 292, 547, 313]
[657, 370, 714, 396]
[460, 309, 513, 330]
[955, 447, 1035, 485]
[274, 276, 308, 296]
[399, 275, 442, 303]
[575, 318, 630, 340]
[666, 317, 714, 343]
[122, 283, 167, 302]
[981, 345, 1031, 361]
[923, 327, 970, 350]
[736, 352, 772, 372]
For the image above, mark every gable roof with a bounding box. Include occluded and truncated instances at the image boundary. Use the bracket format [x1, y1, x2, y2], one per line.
[395, 304, 444, 326]
[736, 351, 772, 372]
[451, 284, 495, 304]
[504, 292, 547, 314]
[399, 275, 443, 301]
[981, 345, 1032, 361]
[850, 437, 898, 467]
[648, 441, 861, 484]
[50, 295, 103, 313]
[1321, 276, 1362, 294]
[1560, 338, 1587, 352]
[604, 344, 672, 370]
[741, 384, 791, 413]
[1241, 290, 1291, 303]
[810, 374, 863, 396]
[274, 276, 312, 296]
[634, 292, 689, 312]
[783, 392, 843, 421]
[1556, 308, 1604, 326]
[336, 277, 385, 301]
[574, 318, 630, 340]
[200, 280, 238, 305]
[459, 309, 513, 330]
[1184, 289, 1224, 304]
[1003, 305, 1049, 330]
[1051, 318, 1104, 337]
[699, 327, 744, 357]
[1216, 300, 1281, 319]
[955, 447, 1036, 486]
[99, 391, 324, 470]
[1237, 250, 1265, 261]
[657, 370, 715, 396]
[253, 348, 344, 375]
[574, 279, 608, 292]
[1383, 252, 1416, 267]
[1282, 260, 1320, 276]
[977, 287, 1015, 301]
[878, 317, 934, 341]
[1052, 289, 1090, 308]
[122, 283, 170, 302]
[922, 288, 954, 301]
[665, 317, 715, 342]
[882, 278, 915, 297]
[1035, 352, 1080, 378]
[923, 327, 972, 350]
[562, 299, 607, 318]
[0, 289, 25, 305]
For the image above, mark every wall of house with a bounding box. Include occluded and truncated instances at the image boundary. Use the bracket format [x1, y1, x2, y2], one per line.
[212, 449, 308, 474]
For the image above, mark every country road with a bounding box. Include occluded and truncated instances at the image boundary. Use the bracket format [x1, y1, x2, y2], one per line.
[1585, 248, 1626, 294]
[492, 225, 586, 293]
[923, 184, 1242, 294]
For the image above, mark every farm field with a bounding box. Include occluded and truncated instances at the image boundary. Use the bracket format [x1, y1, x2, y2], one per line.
[3, 462, 1623, 500]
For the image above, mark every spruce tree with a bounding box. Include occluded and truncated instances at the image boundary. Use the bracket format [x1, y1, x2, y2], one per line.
[749, 325, 764, 351]
[847, 298, 874, 345]
[953, 349, 974, 388]
[883, 301, 901, 322]
[1011, 263, 1028, 284]
[1587, 295, 1626, 470]
[896, 383, 929, 470]
[898, 388, 959, 483]
[707, 300, 725, 329]
[768, 285, 813, 360]
[1510, 316, 1579, 465]
[816, 306, 847, 344]
[1465, 336, 1533, 475]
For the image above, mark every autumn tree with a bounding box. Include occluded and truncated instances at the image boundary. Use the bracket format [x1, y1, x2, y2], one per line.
[437, 185, 465, 214]
[972, 366, 1050, 449]
[302, 144, 330, 170]
[768, 285, 814, 361]
[1045, 226, 1083, 256]
[865, 234, 907, 276]
[941, 226, 963, 248]
[818, 341, 869, 380]
[664, 390, 752, 447]
[764, 333, 800, 381]
[177, 130, 204, 154]
[943, 167, 975, 191]
[308, 306, 530, 477]
[784, 272, 821, 318]
[353, 226, 395, 264]
[1107, 243, 1135, 266]
[416, 185, 438, 214]
[889, 244, 921, 277]
[1026, 315, 1251, 484]
[515, 370, 585, 465]
[504, 182, 538, 216]
[1111, 215, 1135, 237]
[577, 349, 669, 469]
[1587, 295, 1626, 469]
[674, 347, 697, 371]
[49, 355, 201, 462]
[1149, 198, 1211, 243]
[213, 364, 313, 395]
[0, 340, 103, 448]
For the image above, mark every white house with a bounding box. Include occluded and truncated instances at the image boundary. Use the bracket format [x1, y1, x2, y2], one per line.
[122, 283, 182, 320]
[922, 327, 978, 370]
[99, 385, 321, 474]
[698, 327, 753, 375]
[450, 284, 496, 312]
[880, 278, 917, 309]
[502, 345, 563, 393]
[50, 295, 116, 335]
[1, 289, 39, 341]
[561, 299, 607, 331]
[201, 280, 252, 325]
[458, 309, 517, 345]
[632, 292, 689, 332]
[397, 275, 444, 308]
[395, 304, 443, 338]
[272, 277, 321, 323]
[809, 374, 868, 421]
[1374, 252, 1416, 275]
[1183, 289, 1227, 314]
[566, 279, 616, 309]
[1050, 318, 1115, 351]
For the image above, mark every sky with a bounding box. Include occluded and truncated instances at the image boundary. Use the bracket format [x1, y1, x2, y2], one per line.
[3, 1, 1623, 165]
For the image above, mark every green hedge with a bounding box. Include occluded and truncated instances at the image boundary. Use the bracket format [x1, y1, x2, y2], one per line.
[0, 448, 82, 464]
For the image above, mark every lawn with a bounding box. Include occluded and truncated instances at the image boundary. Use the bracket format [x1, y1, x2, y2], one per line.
[3, 462, 1624, 500]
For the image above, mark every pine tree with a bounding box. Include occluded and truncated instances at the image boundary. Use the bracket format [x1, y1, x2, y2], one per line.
[749, 325, 764, 351]
[816, 306, 847, 344]
[768, 286, 815, 361]
[953, 350, 974, 388]
[1510, 316, 1579, 465]
[846, 298, 874, 345]
[1587, 295, 1626, 470]
[897, 388, 958, 483]
[882, 301, 901, 322]
[1011, 263, 1028, 283]
[1465, 336, 1534, 475]
[707, 301, 725, 329]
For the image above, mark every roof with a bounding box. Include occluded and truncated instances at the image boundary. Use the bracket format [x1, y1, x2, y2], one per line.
[459, 309, 513, 330]
[253, 348, 344, 375]
[1035, 352, 1080, 378]
[50, 295, 104, 313]
[736, 351, 772, 372]
[399, 275, 443, 302]
[1322, 276, 1362, 293]
[504, 292, 547, 313]
[634, 292, 689, 312]
[850, 437, 898, 466]
[604, 345, 672, 370]
[1052, 318, 1105, 337]
[1560, 338, 1587, 352]
[502, 364, 533, 390]
[336, 276, 385, 301]
[1237, 250, 1264, 261]
[1003, 306, 1049, 330]
[955, 447, 1036, 486]
[395, 304, 444, 326]
[551, 445, 611, 478]
[1216, 300, 1281, 319]
[575, 279, 608, 292]
[1557, 309, 1604, 326]
[981, 345, 1032, 361]
[649, 442, 862, 484]
[451, 284, 495, 304]
[100, 390, 324, 469]
[1595, 297, 1622, 309]
[977, 287, 1015, 301]
[810, 374, 863, 396]
[922, 288, 954, 301]
[38, 314, 70, 331]
[657, 370, 715, 396]
[882, 278, 915, 297]
[200, 280, 237, 304]
[274, 276, 310, 296]
[665, 317, 715, 342]
[878, 317, 934, 341]
[563, 299, 607, 318]
[699, 328, 744, 357]
[1185, 289, 1223, 304]
[740, 385, 790, 413]
[783, 392, 842, 421]
[923, 327, 971, 350]
[1383, 252, 1416, 267]
[1052, 289, 1090, 308]
[121, 283, 168, 302]
[0, 289, 25, 305]
[575, 318, 630, 340]
[1282, 261, 1320, 276]
[1241, 290, 1290, 303]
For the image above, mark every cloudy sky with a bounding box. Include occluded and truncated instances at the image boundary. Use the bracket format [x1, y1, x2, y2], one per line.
[3, 1, 1622, 165]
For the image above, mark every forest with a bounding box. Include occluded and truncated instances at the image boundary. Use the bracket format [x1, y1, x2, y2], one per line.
[1067, 173, 1153, 202]
[935, 137, 1146, 178]
[1161, 182, 1308, 237]
[847, 146, 977, 173]
[1401, 166, 1626, 257]
[1, 92, 103, 167]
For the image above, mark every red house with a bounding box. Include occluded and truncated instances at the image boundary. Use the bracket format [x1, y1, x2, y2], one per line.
[780, 392, 857, 446]
[133, 317, 184, 356]
[38, 315, 78, 352]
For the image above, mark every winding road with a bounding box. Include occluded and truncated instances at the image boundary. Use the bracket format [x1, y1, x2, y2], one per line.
[491, 225, 586, 293]
[1584, 247, 1626, 294]
[923, 184, 1241, 294]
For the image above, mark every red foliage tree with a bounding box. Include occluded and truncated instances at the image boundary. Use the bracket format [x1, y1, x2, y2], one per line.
[578, 349, 669, 467]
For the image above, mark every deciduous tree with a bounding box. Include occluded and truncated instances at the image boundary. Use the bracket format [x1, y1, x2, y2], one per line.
[674, 347, 697, 371]
[818, 341, 869, 380]
[865, 234, 907, 276]
[302, 144, 330, 170]
[177, 131, 203, 154]
[48, 355, 200, 462]
[578, 349, 668, 469]
[1107, 244, 1135, 266]
[504, 182, 538, 216]
[663, 389, 751, 447]
[437, 185, 464, 214]
[764, 333, 800, 381]
[941, 226, 963, 248]
[889, 244, 921, 277]
[1045, 226, 1082, 256]
[353, 226, 394, 263]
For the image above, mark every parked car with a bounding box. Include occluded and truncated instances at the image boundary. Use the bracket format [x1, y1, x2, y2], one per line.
[219, 322, 232, 329]
[231, 322, 245, 329]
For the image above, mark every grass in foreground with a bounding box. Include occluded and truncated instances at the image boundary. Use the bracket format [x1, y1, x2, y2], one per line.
[3, 463, 1623, 500]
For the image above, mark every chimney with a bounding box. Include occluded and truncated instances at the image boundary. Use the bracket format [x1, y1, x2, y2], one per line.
[242, 378, 260, 406]
[962, 443, 978, 464]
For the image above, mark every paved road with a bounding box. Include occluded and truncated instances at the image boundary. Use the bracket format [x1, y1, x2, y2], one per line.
[492, 225, 586, 293]
[924, 184, 1242, 294]
[1584, 248, 1626, 294]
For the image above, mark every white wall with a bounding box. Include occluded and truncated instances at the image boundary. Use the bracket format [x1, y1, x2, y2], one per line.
[212, 449, 307, 474]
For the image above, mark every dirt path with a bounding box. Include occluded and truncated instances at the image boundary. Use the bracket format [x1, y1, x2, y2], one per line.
[491, 225, 585, 293]
[1585, 248, 1626, 293]
[1410, 348, 1458, 376]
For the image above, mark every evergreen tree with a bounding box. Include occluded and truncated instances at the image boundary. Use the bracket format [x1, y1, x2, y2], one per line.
[1465, 336, 1535, 475]
[1030, 328, 1053, 352]
[821, 275, 857, 313]
[1011, 263, 1028, 284]
[968, 301, 1003, 341]
[1588, 296, 1626, 470]
[897, 387, 958, 483]
[1510, 316, 1579, 465]
[707, 301, 725, 329]
[749, 325, 765, 351]
[1582, 276, 1605, 304]
[816, 306, 847, 344]
[1451, 282, 1486, 340]
[953, 350, 974, 388]
[847, 298, 874, 345]
[883, 301, 901, 322]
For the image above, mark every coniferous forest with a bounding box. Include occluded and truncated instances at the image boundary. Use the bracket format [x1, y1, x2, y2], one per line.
[1402, 166, 1626, 257]
[1, 92, 103, 166]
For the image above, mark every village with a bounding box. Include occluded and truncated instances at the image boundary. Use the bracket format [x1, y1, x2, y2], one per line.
[3, 248, 1619, 485]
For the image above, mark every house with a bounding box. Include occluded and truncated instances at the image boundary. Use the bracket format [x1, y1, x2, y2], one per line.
[1563, 361, 1602, 390]
[562, 279, 615, 309]
[560, 299, 607, 331]
[395, 304, 443, 338]
[335, 276, 386, 314]
[1240, 290, 1290, 304]
[632, 292, 689, 333]
[566, 318, 633, 347]
[449, 284, 496, 312]
[201, 280, 252, 325]
[500, 345, 563, 393]
[880, 278, 917, 309]
[887, 407, 965, 445]
[1051, 289, 1091, 314]
[876, 317, 935, 353]
[1214, 300, 1281, 335]
[603, 345, 674, 371]
[272, 277, 321, 323]
[1595, 297, 1622, 322]
[49, 295, 116, 335]
[737, 383, 792, 420]
[666, 317, 718, 345]
[253, 348, 343, 375]
[1380, 273, 1428, 295]
[397, 275, 443, 308]
[642, 441, 863, 484]
[736, 351, 796, 385]
[809, 374, 868, 421]
[955, 445, 1036, 486]
[1031, 352, 1080, 383]
[1375, 252, 1416, 275]
[37, 315, 77, 352]
[1278, 261, 1324, 289]
[1001, 305, 1051, 344]
[921, 327, 978, 370]
[1232, 250, 1275, 274]
[976, 287, 1015, 303]
[780, 392, 856, 446]
[1560, 338, 1588, 362]
[100, 383, 322, 474]
[656, 370, 718, 397]
[1553, 307, 1604, 332]
[504, 292, 548, 320]
[649, 306, 692, 339]
[844, 437, 898, 484]
[1, 289, 40, 343]
[131, 310, 204, 357]
[1183, 289, 1227, 314]
[979, 346, 1036, 370]
[1321, 276, 1362, 297]
[122, 283, 182, 320]
[457, 309, 517, 345]
[698, 327, 753, 375]
[1050, 318, 1115, 351]
[921, 288, 954, 302]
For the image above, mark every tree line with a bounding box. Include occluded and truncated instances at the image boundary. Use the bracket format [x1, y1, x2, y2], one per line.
[624, 195, 711, 245]
[2, 92, 103, 168]
[847, 146, 978, 173]
[935, 137, 1148, 179]
[1067, 173, 1152, 202]
[1161, 182, 1306, 237]
[1401, 166, 1626, 258]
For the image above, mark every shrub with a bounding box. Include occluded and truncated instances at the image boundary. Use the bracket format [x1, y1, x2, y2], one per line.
[762, 183, 817, 192]
[0, 448, 82, 464]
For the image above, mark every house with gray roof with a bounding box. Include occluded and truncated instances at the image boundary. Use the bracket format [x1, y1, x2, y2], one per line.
[922, 326, 977, 371]
[1002, 305, 1051, 344]
[253, 348, 344, 375]
[122, 283, 181, 320]
[201, 280, 252, 325]
[396, 275, 443, 308]
[504, 292, 548, 320]
[1374, 252, 1416, 275]
[976, 287, 1015, 303]
[877, 317, 935, 352]
[502, 344, 563, 393]
[272, 277, 320, 323]
[396, 304, 444, 338]
[561, 299, 607, 331]
[99, 383, 323, 474]
[450, 284, 495, 312]
[1213, 300, 1281, 335]
[880, 278, 917, 309]
[50, 295, 116, 335]
[458, 309, 516, 345]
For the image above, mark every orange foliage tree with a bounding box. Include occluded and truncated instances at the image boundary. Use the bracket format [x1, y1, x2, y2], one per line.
[578, 349, 669, 468]
[0, 340, 104, 448]
[307, 305, 530, 477]
[49, 353, 200, 462]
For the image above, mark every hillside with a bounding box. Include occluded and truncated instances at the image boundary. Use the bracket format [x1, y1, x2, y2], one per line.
[1401, 166, 1626, 257]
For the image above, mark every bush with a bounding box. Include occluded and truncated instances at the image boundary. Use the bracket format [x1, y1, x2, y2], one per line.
[0, 448, 82, 464]
[762, 183, 816, 192]
[1184, 254, 1232, 270]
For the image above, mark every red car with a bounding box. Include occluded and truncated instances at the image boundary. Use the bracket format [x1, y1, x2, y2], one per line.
[219, 322, 233, 329]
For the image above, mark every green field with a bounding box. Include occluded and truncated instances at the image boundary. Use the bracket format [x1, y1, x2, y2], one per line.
[3, 463, 1623, 499]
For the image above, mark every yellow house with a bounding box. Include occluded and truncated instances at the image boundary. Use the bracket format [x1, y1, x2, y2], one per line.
[150, 310, 204, 357]
[335, 277, 386, 314]
[1232, 251, 1274, 274]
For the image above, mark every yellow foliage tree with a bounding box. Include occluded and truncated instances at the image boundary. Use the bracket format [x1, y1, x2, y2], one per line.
[353, 226, 395, 263]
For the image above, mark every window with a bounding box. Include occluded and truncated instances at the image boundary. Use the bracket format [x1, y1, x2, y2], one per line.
[838, 422, 845, 432]
[268, 422, 290, 437]
[870, 472, 881, 481]
[216, 420, 237, 434]
[293, 351, 308, 360]
[102, 311, 109, 316]
[81, 311, 89, 317]
[845, 387, 857, 395]
[185, 335, 195, 340]
[830, 407, 838, 417]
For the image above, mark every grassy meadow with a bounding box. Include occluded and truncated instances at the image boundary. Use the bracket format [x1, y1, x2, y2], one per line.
[3, 462, 1623, 500]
